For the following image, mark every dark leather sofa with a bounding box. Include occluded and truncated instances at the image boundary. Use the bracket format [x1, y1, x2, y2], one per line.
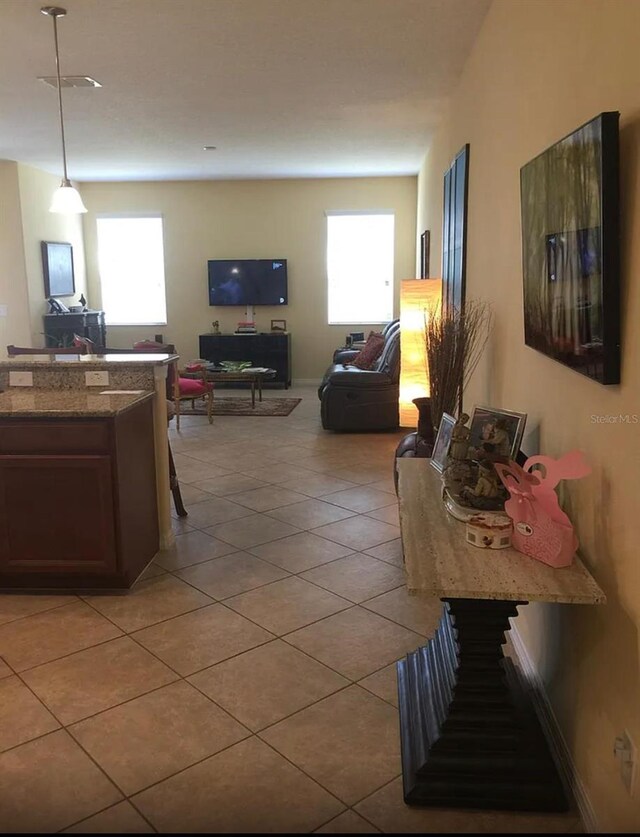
[318, 319, 401, 431]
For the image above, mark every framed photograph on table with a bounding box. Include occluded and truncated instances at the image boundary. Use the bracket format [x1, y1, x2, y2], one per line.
[270, 319, 287, 332]
[41, 241, 75, 297]
[430, 412, 456, 473]
[469, 405, 527, 459]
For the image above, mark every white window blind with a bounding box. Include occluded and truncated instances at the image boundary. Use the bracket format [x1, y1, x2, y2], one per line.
[96, 216, 167, 325]
[326, 212, 395, 324]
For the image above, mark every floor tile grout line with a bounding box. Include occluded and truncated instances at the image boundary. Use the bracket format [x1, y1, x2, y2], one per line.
[254, 729, 404, 816]
[58, 798, 159, 834]
[80, 593, 217, 636]
[5, 630, 126, 678]
[66, 694, 256, 799]
[0, 596, 79, 629]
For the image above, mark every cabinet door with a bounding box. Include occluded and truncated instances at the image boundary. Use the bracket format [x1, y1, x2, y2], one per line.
[0, 455, 117, 574]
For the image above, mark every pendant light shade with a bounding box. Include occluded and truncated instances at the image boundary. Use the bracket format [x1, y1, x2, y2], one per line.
[41, 6, 87, 214]
[50, 180, 88, 214]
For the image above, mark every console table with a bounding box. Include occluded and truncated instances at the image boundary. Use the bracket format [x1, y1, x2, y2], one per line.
[396, 459, 605, 812]
[199, 333, 291, 388]
[43, 310, 106, 348]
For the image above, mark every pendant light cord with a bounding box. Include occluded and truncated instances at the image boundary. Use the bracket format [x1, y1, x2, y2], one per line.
[51, 10, 69, 183]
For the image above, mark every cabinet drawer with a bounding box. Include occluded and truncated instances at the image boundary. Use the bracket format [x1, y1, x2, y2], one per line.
[0, 421, 110, 454]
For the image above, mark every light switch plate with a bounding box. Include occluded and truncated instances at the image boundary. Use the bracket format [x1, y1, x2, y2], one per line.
[85, 371, 109, 387]
[9, 371, 33, 387]
[0, 305, 8, 317]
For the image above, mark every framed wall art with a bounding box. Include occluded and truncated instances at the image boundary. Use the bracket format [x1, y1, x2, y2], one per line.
[41, 241, 75, 298]
[420, 230, 431, 279]
[442, 145, 470, 312]
[520, 112, 620, 384]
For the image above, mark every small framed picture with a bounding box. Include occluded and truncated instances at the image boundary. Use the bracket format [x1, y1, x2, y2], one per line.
[420, 230, 430, 279]
[430, 412, 456, 473]
[270, 319, 287, 332]
[41, 241, 75, 297]
[468, 406, 527, 460]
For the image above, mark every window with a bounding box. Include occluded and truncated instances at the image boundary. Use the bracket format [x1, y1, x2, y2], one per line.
[326, 211, 395, 324]
[96, 216, 167, 325]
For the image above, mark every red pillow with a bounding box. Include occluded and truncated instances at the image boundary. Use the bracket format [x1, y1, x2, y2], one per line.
[349, 331, 385, 370]
[178, 377, 213, 396]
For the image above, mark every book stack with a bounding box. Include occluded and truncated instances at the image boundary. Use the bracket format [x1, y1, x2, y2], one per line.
[235, 321, 257, 334]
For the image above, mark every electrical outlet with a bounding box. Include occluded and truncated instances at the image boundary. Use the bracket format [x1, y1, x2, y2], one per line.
[0, 304, 8, 317]
[85, 371, 109, 387]
[9, 371, 33, 387]
[614, 730, 637, 796]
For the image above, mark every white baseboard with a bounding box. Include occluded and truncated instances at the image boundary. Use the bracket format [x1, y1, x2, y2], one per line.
[509, 621, 599, 832]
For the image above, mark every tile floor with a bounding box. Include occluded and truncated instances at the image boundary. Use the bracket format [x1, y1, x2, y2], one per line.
[0, 386, 582, 833]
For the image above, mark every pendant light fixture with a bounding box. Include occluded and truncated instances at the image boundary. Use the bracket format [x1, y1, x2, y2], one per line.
[41, 6, 87, 214]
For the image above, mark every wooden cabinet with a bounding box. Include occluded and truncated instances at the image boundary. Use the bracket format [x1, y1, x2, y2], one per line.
[0, 400, 158, 590]
[44, 310, 107, 348]
[199, 333, 291, 387]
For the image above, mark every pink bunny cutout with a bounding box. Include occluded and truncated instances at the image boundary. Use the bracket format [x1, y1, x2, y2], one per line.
[494, 451, 590, 568]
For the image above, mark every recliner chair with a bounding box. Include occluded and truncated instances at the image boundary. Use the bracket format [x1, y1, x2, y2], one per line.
[319, 320, 401, 431]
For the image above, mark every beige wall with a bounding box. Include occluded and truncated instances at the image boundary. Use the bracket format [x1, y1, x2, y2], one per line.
[417, 0, 640, 829]
[80, 177, 416, 379]
[0, 161, 31, 351]
[16, 164, 88, 344]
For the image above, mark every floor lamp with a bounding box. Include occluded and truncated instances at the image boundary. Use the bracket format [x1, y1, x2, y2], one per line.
[399, 279, 442, 428]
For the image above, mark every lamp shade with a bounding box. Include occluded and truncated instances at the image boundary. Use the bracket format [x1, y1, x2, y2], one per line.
[399, 278, 442, 427]
[50, 182, 87, 214]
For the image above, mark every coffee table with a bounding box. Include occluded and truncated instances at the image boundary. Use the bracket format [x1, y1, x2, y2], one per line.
[203, 366, 276, 408]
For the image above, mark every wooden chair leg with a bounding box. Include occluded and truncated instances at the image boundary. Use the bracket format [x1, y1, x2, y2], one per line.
[207, 389, 214, 424]
[175, 398, 181, 431]
[168, 441, 188, 517]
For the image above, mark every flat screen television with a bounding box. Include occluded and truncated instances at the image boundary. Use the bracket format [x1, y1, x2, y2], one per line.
[208, 259, 288, 306]
[520, 112, 620, 384]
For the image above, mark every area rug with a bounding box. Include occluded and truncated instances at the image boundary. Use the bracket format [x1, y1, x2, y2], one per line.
[180, 397, 302, 417]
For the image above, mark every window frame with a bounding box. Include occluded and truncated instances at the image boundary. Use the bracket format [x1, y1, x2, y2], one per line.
[325, 209, 395, 326]
[96, 212, 168, 327]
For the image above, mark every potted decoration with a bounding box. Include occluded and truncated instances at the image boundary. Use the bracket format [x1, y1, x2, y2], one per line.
[424, 299, 493, 433]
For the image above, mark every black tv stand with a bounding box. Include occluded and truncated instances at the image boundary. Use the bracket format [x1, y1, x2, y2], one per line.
[199, 333, 291, 388]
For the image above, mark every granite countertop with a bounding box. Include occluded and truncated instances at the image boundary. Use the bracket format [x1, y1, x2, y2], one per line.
[397, 459, 606, 605]
[0, 389, 154, 417]
[0, 353, 178, 368]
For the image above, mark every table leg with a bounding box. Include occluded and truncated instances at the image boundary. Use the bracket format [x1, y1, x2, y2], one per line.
[397, 597, 567, 811]
[258, 376, 263, 402]
[251, 381, 255, 408]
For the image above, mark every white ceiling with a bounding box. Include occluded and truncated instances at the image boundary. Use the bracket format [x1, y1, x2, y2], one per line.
[0, 0, 490, 181]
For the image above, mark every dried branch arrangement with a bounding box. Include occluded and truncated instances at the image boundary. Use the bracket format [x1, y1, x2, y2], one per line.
[424, 299, 493, 430]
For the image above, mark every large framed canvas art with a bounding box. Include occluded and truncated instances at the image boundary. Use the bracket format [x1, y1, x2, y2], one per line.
[520, 112, 620, 384]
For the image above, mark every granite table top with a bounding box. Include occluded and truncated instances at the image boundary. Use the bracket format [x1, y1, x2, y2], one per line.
[397, 458, 606, 605]
[0, 353, 178, 368]
[0, 389, 154, 418]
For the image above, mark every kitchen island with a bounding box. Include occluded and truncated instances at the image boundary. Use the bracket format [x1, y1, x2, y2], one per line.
[0, 352, 178, 551]
[0, 389, 158, 591]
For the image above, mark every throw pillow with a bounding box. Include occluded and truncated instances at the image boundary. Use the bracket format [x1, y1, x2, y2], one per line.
[350, 331, 385, 370]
